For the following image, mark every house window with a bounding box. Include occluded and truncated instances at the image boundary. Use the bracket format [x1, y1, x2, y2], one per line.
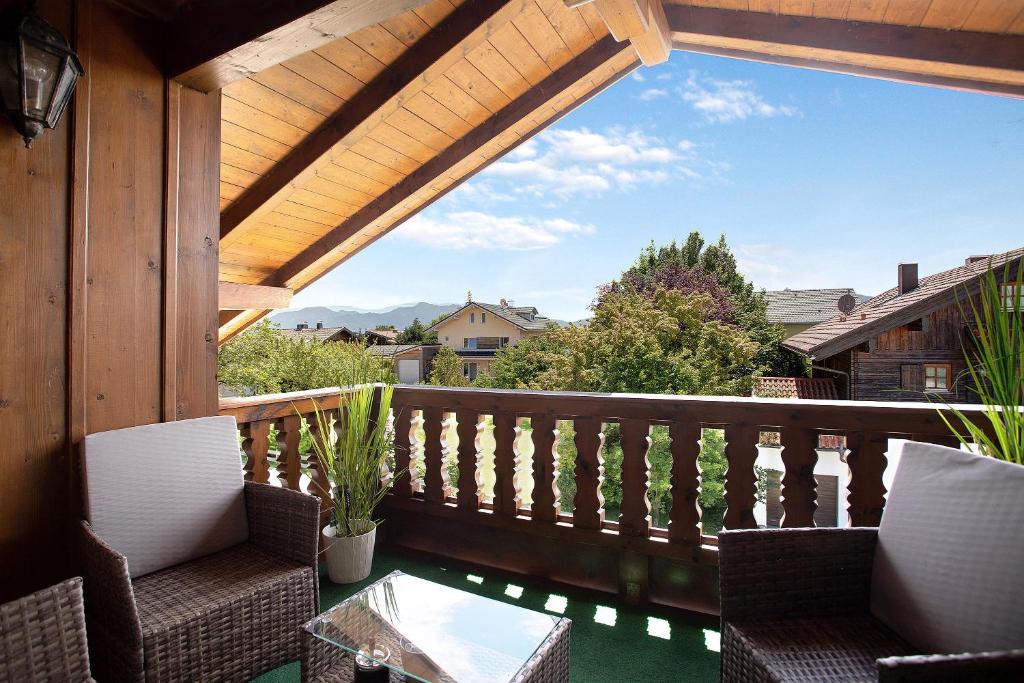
[482, 313, 486, 323]
[443, 336, 448, 342]
[924, 363, 951, 391]
[1001, 283, 1023, 310]
[463, 363, 477, 380]
[470, 313, 475, 323]
[500, 337, 510, 348]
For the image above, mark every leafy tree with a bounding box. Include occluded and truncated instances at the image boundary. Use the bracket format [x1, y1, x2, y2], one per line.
[396, 318, 437, 344]
[373, 324, 393, 331]
[428, 312, 451, 327]
[218, 320, 394, 395]
[427, 345, 468, 387]
[623, 232, 806, 377]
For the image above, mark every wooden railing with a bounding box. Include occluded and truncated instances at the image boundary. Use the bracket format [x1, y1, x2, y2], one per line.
[219, 384, 994, 612]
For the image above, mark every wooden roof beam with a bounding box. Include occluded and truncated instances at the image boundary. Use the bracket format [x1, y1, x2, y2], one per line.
[569, 1, 670, 65]
[167, 0, 434, 92]
[219, 37, 637, 342]
[220, 0, 532, 246]
[666, 5, 1024, 97]
[218, 282, 293, 310]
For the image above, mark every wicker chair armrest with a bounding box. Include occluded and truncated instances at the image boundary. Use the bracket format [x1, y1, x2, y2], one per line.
[77, 521, 144, 680]
[0, 577, 94, 682]
[245, 482, 321, 569]
[878, 649, 1024, 681]
[719, 527, 878, 620]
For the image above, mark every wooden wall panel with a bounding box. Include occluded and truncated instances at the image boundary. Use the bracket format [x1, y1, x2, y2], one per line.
[82, 2, 165, 433]
[0, 0, 72, 603]
[0, 0, 220, 601]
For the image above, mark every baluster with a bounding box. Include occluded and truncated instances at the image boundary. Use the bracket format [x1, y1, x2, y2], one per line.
[441, 412, 455, 499]
[456, 410, 483, 510]
[492, 413, 520, 517]
[379, 407, 394, 489]
[241, 420, 271, 483]
[573, 416, 605, 530]
[619, 419, 652, 537]
[422, 407, 446, 503]
[846, 431, 888, 526]
[410, 411, 425, 493]
[530, 414, 560, 523]
[276, 415, 302, 491]
[392, 407, 413, 498]
[723, 424, 758, 530]
[668, 422, 702, 544]
[306, 408, 334, 507]
[780, 426, 819, 527]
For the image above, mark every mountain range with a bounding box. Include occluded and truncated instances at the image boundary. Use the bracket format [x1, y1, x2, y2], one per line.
[269, 302, 461, 332]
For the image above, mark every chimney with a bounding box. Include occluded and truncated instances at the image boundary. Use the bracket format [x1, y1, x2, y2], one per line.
[898, 263, 918, 295]
[500, 298, 508, 308]
[316, 321, 323, 329]
[296, 322, 308, 330]
[965, 255, 990, 265]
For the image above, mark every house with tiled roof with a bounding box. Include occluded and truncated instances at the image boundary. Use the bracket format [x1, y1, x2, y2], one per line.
[425, 298, 555, 380]
[783, 249, 1023, 402]
[279, 322, 357, 343]
[765, 288, 871, 338]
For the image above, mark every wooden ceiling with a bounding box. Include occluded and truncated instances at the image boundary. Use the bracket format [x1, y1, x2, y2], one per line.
[212, 0, 1024, 341]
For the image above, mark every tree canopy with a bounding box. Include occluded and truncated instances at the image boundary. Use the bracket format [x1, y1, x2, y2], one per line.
[396, 318, 437, 344]
[427, 345, 468, 387]
[218, 320, 394, 395]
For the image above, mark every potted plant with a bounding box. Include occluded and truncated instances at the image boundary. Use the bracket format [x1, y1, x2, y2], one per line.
[939, 265, 1023, 464]
[307, 383, 396, 583]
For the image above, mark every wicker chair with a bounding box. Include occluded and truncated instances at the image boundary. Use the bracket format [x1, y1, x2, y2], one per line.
[0, 577, 94, 682]
[77, 416, 321, 682]
[719, 442, 1024, 682]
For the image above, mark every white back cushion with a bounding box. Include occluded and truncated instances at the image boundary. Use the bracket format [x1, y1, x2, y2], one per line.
[870, 441, 1024, 654]
[83, 415, 249, 578]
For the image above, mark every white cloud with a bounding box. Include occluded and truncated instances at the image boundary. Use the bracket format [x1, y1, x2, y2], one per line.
[393, 211, 594, 251]
[484, 127, 684, 199]
[680, 71, 799, 123]
[655, 72, 674, 81]
[630, 71, 646, 82]
[638, 87, 668, 101]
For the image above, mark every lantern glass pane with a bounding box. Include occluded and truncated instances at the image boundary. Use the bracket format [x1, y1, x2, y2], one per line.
[21, 42, 60, 122]
[46, 57, 77, 126]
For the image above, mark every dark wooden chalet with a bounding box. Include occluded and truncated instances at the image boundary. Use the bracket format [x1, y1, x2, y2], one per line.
[784, 250, 1024, 402]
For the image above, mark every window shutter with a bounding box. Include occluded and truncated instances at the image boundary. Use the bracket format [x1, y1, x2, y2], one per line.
[900, 364, 923, 390]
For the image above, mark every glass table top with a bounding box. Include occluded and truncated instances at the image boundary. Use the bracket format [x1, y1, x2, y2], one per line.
[306, 571, 563, 683]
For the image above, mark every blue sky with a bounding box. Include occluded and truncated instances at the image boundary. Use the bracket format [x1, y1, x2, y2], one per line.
[290, 51, 1024, 322]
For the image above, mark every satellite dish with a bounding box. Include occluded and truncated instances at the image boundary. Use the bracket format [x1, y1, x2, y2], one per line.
[837, 293, 856, 315]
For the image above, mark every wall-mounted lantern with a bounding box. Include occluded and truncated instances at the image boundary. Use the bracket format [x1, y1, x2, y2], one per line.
[0, 5, 83, 148]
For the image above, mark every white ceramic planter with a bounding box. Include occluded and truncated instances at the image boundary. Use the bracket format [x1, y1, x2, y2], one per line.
[322, 523, 376, 583]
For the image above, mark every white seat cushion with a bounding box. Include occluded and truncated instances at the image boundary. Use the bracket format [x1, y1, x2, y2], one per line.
[870, 441, 1024, 654]
[83, 415, 250, 578]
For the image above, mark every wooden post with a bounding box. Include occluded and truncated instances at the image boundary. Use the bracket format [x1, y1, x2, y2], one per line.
[423, 406, 446, 503]
[780, 426, 819, 527]
[619, 419, 652, 537]
[492, 413, 520, 517]
[456, 410, 482, 510]
[668, 422, 702, 544]
[722, 424, 758, 530]
[846, 431, 888, 527]
[530, 415, 560, 523]
[573, 416, 605, 530]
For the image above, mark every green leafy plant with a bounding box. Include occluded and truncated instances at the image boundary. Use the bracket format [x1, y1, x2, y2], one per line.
[939, 266, 1023, 464]
[307, 384, 398, 536]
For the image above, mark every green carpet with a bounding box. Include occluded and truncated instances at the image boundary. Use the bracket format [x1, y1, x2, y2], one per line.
[252, 546, 720, 683]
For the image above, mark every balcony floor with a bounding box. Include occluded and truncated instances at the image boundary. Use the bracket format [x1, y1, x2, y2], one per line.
[252, 544, 720, 682]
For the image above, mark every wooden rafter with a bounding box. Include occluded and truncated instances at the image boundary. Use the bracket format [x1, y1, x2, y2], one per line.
[666, 5, 1024, 96]
[219, 36, 637, 341]
[167, 0, 433, 92]
[220, 0, 533, 246]
[218, 282, 293, 310]
[569, 0, 670, 65]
